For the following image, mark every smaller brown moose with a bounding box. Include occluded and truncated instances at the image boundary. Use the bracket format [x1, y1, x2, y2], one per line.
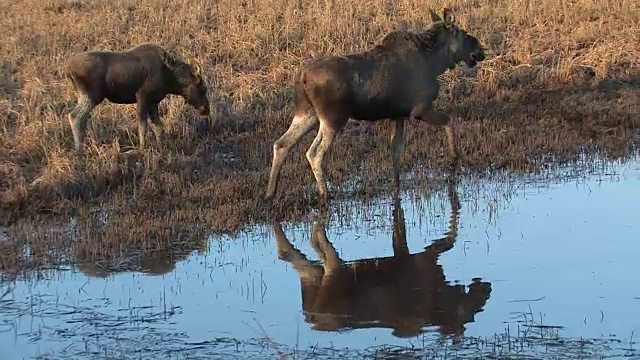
[65, 43, 212, 151]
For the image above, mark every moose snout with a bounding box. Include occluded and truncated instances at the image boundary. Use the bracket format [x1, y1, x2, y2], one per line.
[199, 104, 210, 117]
[465, 51, 485, 68]
[471, 52, 485, 62]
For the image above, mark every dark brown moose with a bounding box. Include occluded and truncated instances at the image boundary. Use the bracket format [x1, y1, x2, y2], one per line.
[273, 180, 492, 340]
[266, 8, 486, 202]
[65, 43, 212, 151]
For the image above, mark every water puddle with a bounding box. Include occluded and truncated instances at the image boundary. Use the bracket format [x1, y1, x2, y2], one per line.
[1, 157, 640, 359]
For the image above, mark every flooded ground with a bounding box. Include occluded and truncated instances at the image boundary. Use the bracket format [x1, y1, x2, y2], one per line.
[1, 155, 640, 359]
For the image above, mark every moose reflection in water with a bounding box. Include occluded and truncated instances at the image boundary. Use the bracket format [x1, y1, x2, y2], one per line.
[73, 220, 207, 278]
[75, 246, 198, 278]
[273, 181, 491, 339]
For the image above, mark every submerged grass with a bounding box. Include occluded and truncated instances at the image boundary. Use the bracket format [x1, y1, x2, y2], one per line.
[0, 0, 638, 252]
[0, 291, 636, 359]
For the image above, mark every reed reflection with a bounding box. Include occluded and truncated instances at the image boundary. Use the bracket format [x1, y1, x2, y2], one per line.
[273, 180, 491, 340]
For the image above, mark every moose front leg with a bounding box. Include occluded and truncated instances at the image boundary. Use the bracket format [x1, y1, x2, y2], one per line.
[444, 123, 459, 167]
[68, 93, 96, 152]
[148, 104, 165, 146]
[391, 191, 409, 257]
[389, 119, 405, 192]
[410, 102, 459, 166]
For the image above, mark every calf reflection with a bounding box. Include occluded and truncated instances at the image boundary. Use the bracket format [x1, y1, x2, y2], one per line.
[273, 183, 491, 339]
[74, 217, 206, 278]
[75, 247, 195, 278]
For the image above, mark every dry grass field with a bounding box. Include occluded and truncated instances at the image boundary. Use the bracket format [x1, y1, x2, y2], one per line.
[0, 0, 638, 238]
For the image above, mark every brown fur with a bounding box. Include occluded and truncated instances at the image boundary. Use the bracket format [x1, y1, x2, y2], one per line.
[266, 8, 486, 202]
[65, 42, 212, 151]
[273, 179, 491, 340]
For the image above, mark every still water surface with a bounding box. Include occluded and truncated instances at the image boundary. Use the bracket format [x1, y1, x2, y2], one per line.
[1, 158, 639, 359]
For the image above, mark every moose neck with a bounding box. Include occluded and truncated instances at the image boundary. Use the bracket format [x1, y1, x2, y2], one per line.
[171, 78, 189, 96]
[416, 29, 459, 77]
[163, 69, 190, 96]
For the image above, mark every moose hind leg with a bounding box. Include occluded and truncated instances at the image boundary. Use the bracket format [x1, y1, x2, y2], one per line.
[265, 111, 319, 199]
[310, 220, 343, 273]
[410, 102, 458, 167]
[306, 121, 338, 200]
[148, 104, 165, 146]
[68, 93, 95, 152]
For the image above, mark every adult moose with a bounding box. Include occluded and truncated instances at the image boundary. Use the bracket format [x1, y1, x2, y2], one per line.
[265, 8, 486, 202]
[65, 43, 212, 151]
[273, 179, 492, 339]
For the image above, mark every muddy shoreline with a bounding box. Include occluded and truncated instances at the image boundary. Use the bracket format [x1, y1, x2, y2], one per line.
[2, 89, 638, 231]
[1, 150, 637, 278]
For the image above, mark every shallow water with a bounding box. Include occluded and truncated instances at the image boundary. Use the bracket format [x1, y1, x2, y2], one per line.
[1, 157, 640, 359]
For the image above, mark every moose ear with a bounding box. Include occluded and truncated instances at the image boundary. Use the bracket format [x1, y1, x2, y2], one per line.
[163, 48, 186, 71]
[163, 51, 177, 67]
[192, 62, 202, 77]
[429, 9, 442, 22]
[443, 8, 456, 26]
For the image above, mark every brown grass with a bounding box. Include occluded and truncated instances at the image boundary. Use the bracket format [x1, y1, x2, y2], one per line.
[0, 0, 638, 237]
